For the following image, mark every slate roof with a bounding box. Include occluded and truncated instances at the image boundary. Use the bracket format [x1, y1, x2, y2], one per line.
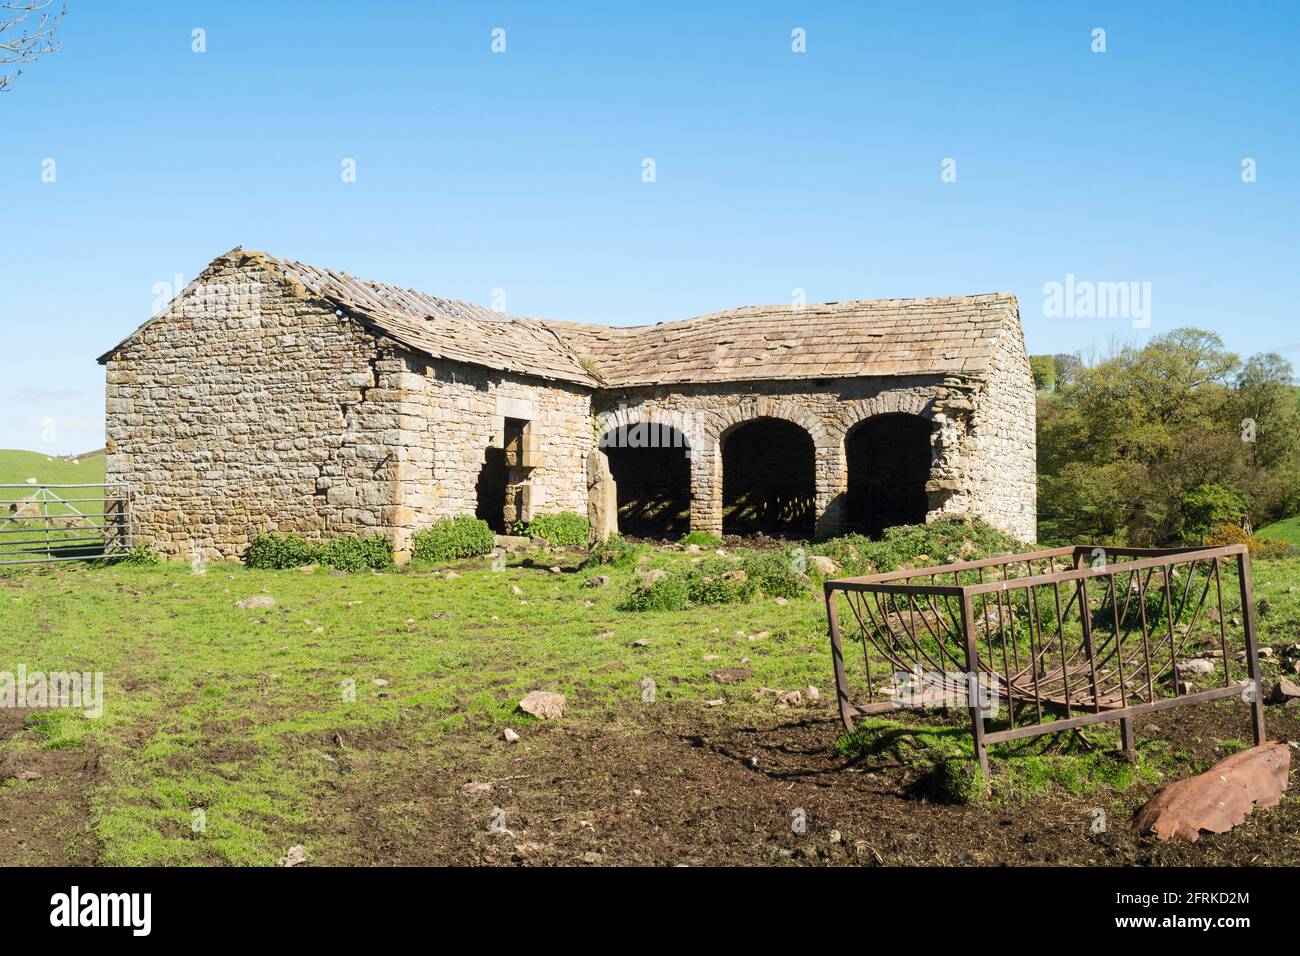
[99, 249, 1019, 388]
[543, 294, 1017, 387]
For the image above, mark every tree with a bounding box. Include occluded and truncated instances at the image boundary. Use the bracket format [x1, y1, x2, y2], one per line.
[1029, 355, 1057, 391]
[1035, 328, 1300, 545]
[1, 1, 65, 94]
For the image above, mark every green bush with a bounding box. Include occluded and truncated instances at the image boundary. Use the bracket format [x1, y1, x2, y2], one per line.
[1248, 536, 1298, 559]
[318, 535, 393, 572]
[245, 533, 318, 569]
[1182, 483, 1249, 544]
[812, 519, 1022, 577]
[411, 516, 496, 563]
[115, 544, 162, 567]
[617, 573, 689, 612]
[685, 559, 756, 605]
[741, 549, 808, 598]
[579, 533, 644, 569]
[680, 530, 723, 548]
[521, 512, 588, 547]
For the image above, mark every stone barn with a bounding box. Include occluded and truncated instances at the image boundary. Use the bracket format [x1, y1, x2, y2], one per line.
[99, 248, 1036, 560]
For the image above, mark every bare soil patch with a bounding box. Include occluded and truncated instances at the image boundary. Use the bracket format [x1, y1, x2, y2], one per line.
[315, 700, 1300, 866]
[0, 709, 102, 865]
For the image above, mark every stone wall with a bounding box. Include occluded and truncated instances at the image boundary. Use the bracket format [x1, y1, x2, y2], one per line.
[103, 253, 400, 560]
[964, 324, 1037, 541]
[386, 353, 592, 556]
[592, 356, 1037, 542]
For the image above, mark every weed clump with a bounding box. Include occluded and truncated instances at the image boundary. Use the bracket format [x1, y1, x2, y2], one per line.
[246, 532, 392, 571]
[520, 512, 589, 547]
[410, 516, 496, 563]
[579, 534, 645, 570]
[617, 573, 689, 612]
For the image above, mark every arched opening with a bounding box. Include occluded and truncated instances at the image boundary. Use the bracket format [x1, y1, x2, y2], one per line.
[845, 413, 932, 537]
[600, 422, 691, 539]
[721, 417, 815, 538]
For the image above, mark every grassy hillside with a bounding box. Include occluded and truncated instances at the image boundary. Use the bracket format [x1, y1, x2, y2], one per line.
[0, 448, 105, 487]
[1259, 515, 1300, 545]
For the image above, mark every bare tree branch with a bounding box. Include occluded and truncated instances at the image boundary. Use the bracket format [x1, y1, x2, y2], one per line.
[0, 1, 67, 93]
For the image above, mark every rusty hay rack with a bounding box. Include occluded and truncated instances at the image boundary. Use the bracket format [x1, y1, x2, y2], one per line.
[824, 544, 1266, 776]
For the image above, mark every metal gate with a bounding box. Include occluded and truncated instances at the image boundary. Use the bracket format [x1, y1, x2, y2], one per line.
[0, 483, 132, 565]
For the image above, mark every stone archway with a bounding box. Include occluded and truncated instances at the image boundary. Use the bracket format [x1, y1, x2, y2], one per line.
[597, 422, 692, 538]
[719, 416, 817, 537]
[845, 413, 934, 536]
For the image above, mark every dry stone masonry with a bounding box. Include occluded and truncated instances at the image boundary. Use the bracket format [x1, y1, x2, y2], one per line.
[100, 248, 1036, 560]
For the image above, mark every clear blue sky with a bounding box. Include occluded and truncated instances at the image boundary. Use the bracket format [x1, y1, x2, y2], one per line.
[2, 1, 1296, 454]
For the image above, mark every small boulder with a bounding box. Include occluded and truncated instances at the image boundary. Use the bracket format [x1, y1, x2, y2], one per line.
[1176, 658, 1216, 676]
[278, 845, 309, 867]
[236, 595, 276, 610]
[1268, 678, 1300, 705]
[503, 727, 521, 744]
[518, 690, 567, 719]
[585, 575, 610, 588]
[808, 555, 839, 576]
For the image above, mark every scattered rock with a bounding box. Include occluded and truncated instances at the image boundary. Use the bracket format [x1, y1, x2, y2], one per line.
[518, 690, 567, 719]
[1131, 742, 1291, 842]
[445, 570, 460, 580]
[708, 667, 753, 685]
[278, 845, 309, 867]
[235, 595, 276, 610]
[585, 575, 610, 588]
[804, 685, 821, 703]
[637, 568, 669, 585]
[773, 597, 788, 606]
[633, 638, 650, 647]
[15, 770, 42, 781]
[1268, 678, 1300, 705]
[705, 699, 725, 707]
[509, 585, 523, 596]
[829, 829, 842, 844]
[549, 566, 562, 574]
[777, 690, 803, 707]
[372, 678, 389, 687]
[297, 564, 317, 574]
[1176, 658, 1215, 676]
[462, 781, 492, 795]
[721, 569, 747, 586]
[503, 727, 521, 744]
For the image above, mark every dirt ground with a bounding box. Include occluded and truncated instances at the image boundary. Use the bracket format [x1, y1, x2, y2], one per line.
[315, 701, 1300, 867]
[0, 709, 102, 866]
[4, 696, 1297, 866]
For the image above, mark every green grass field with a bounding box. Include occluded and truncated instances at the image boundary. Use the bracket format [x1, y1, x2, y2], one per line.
[1259, 515, 1300, 546]
[0, 448, 105, 488]
[2, 536, 1298, 866]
